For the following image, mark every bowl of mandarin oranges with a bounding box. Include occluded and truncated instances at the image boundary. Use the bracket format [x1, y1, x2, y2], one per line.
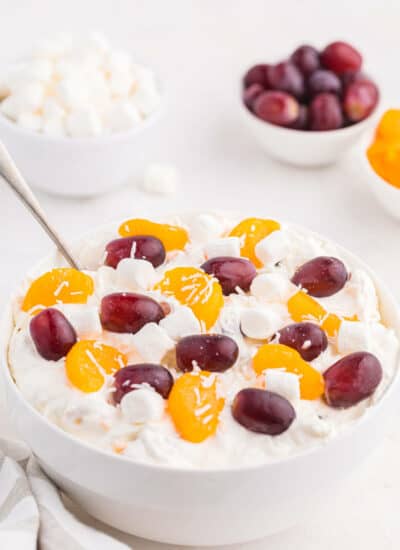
[2, 211, 400, 546]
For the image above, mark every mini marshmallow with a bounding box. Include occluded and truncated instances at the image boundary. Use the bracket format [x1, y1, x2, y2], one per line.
[105, 50, 132, 73]
[337, 321, 370, 354]
[57, 77, 89, 109]
[190, 214, 224, 242]
[66, 306, 102, 337]
[204, 237, 241, 259]
[120, 387, 165, 424]
[26, 59, 53, 83]
[14, 82, 45, 112]
[17, 112, 42, 131]
[131, 323, 174, 363]
[65, 107, 102, 137]
[265, 370, 300, 401]
[42, 97, 65, 119]
[107, 101, 141, 132]
[141, 164, 178, 195]
[255, 230, 289, 266]
[42, 116, 66, 137]
[109, 68, 134, 97]
[251, 272, 295, 302]
[160, 306, 201, 340]
[95, 266, 116, 296]
[240, 307, 282, 340]
[116, 258, 157, 291]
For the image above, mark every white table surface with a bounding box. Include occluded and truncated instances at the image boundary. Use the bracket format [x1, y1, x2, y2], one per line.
[0, 1, 399, 548]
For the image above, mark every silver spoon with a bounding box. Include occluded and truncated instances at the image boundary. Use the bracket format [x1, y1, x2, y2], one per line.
[0, 140, 80, 270]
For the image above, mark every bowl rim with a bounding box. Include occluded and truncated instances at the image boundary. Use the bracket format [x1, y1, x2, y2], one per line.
[239, 84, 381, 138]
[2, 218, 400, 475]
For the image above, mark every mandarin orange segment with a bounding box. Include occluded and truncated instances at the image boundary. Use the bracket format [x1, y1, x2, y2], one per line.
[229, 218, 280, 267]
[321, 313, 341, 337]
[118, 218, 189, 251]
[168, 371, 225, 443]
[376, 109, 400, 141]
[287, 290, 326, 324]
[65, 340, 126, 393]
[253, 343, 324, 400]
[22, 268, 94, 314]
[367, 140, 400, 188]
[154, 267, 223, 329]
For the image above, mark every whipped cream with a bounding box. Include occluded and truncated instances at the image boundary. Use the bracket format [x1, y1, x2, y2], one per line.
[8, 213, 399, 469]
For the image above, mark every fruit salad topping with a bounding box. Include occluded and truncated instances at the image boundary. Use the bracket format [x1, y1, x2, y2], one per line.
[243, 41, 379, 131]
[10, 215, 398, 466]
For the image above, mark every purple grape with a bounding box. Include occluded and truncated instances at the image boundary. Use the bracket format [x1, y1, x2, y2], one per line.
[105, 236, 166, 269]
[291, 256, 348, 297]
[113, 364, 174, 403]
[321, 41, 362, 75]
[309, 93, 343, 131]
[308, 70, 342, 96]
[232, 388, 295, 435]
[268, 62, 305, 99]
[291, 45, 320, 76]
[176, 334, 239, 373]
[30, 308, 77, 361]
[277, 322, 328, 361]
[201, 257, 256, 295]
[324, 352, 382, 408]
[344, 81, 379, 122]
[253, 91, 300, 127]
[243, 64, 270, 88]
[243, 83, 264, 110]
[100, 293, 165, 334]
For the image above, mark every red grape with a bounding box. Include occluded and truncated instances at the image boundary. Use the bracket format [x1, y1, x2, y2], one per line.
[341, 71, 371, 89]
[232, 388, 295, 435]
[268, 62, 305, 99]
[100, 293, 165, 334]
[277, 322, 328, 361]
[320, 41, 362, 75]
[113, 364, 173, 403]
[324, 352, 382, 408]
[343, 81, 379, 122]
[253, 91, 299, 127]
[291, 256, 348, 297]
[290, 105, 308, 130]
[243, 83, 264, 110]
[291, 45, 320, 76]
[105, 236, 165, 269]
[201, 257, 256, 295]
[308, 70, 342, 96]
[30, 308, 77, 361]
[243, 64, 269, 88]
[176, 334, 239, 373]
[309, 93, 343, 131]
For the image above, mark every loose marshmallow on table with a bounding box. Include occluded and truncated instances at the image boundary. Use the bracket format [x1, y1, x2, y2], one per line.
[240, 307, 282, 340]
[131, 323, 174, 363]
[160, 306, 201, 340]
[265, 370, 300, 402]
[0, 32, 161, 137]
[120, 387, 165, 424]
[255, 230, 289, 266]
[204, 237, 241, 259]
[251, 272, 295, 302]
[141, 164, 179, 195]
[116, 258, 157, 291]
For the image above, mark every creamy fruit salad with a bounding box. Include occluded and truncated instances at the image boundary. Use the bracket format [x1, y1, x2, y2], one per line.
[8, 213, 399, 468]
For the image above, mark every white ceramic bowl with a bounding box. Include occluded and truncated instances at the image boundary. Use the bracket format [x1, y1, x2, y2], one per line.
[1, 225, 400, 547]
[239, 93, 380, 167]
[0, 97, 163, 198]
[360, 134, 400, 220]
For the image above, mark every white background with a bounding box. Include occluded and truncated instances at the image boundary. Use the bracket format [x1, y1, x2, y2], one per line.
[0, 1, 399, 548]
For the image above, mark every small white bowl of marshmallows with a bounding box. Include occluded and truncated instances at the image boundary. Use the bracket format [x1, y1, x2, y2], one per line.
[0, 32, 162, 197]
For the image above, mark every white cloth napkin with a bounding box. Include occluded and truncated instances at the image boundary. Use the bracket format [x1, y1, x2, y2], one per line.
[0, 437, 131, 550]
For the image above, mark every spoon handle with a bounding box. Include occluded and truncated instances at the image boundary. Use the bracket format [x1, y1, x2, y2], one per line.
[0, 141, 80, 270]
